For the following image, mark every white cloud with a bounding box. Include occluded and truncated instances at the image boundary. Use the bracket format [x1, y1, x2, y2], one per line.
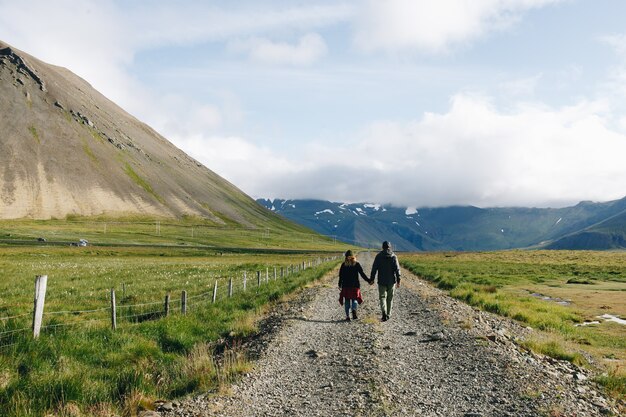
[172, 134, 295, 196]
[0, 0, 136, 108]
[354, 0, 564, 54]
[190, 94, 626, 208]
[229, 33, 328, 66]
[499, 74, 542, 97]
[131, 3, 353, 47]
[599, 34, 626, 100]
[156, 95, 223, 137]
[599, 34, 626, 59]
[0, 0, 351, 123]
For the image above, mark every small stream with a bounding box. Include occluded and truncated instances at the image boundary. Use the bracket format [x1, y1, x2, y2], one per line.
[575, 314, 626, 327]
[527, 291, 626, 326]
[528, 291, 571, 305]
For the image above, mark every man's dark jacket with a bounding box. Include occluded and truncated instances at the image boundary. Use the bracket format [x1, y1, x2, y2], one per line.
[370, 249, 401, 286]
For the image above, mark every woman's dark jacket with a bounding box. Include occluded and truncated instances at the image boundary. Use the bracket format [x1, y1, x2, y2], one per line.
[338, 262, 369, 288]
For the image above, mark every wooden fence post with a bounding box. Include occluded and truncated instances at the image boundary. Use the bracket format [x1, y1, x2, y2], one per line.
[257, 271, 261, 287]
[32, 275, 48, 338]
[266, 267, 269, 283]
[228, 278, 233, 297]
[165, 294, 170, 317]
[243, 271, 247, 292]
[212, 281, 218, 303]
[110, 288, 117, 330]
[182, 290, 187, 315]
[281, 267, 284, 279]
[274, 267, 277, 281]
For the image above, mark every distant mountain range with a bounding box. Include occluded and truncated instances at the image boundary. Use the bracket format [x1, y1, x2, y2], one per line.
[257, 197, 626, 251]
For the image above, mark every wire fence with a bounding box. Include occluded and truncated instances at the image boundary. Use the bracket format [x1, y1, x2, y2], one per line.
[0, 256, 340, 352]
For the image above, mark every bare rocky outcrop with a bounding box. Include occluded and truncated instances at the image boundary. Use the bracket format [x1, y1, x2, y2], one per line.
[0, 44, 46, 91]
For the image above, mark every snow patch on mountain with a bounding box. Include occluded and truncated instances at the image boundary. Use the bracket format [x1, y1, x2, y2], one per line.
[364, 203, 381, 211]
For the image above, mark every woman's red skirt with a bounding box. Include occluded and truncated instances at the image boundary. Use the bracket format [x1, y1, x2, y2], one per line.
[339, 287, 363, 305]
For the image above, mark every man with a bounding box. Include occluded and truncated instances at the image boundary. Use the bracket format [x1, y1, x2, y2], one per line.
[370, 241, 401, 321]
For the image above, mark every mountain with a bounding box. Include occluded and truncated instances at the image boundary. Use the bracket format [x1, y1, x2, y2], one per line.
[257, 197, 626, 251]
[0, 40, 280, 228]
[547, 203, 626, 250]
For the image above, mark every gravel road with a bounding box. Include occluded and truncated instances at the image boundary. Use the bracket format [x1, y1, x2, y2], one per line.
[160, 253, 620, 417]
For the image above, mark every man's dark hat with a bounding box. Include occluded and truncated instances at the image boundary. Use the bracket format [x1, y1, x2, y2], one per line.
[382, 241, 390, 249]
[345, 250, 354, 257]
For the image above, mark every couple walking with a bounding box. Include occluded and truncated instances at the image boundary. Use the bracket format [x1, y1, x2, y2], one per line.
[338, 241, 401, 322]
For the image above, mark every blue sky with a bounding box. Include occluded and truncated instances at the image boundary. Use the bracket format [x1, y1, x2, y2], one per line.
[2, 0, 626, 208]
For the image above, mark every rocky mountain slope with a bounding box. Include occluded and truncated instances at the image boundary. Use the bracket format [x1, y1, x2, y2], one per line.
[257, 197, 626, 251]
[0, 40, 280, 227]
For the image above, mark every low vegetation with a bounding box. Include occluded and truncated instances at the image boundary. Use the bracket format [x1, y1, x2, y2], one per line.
[0, 215, 344, 251]
[401, 250, 626, 400]
[28, 125, 39, 143]
[123, 163, 165, 204]
[0, 246, 339, 416]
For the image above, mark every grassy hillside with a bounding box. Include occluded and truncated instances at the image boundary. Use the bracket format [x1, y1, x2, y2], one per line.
[548, 209, 626, 250]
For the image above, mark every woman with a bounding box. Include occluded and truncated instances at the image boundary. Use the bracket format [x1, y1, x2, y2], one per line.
[338, 250, 371, 321]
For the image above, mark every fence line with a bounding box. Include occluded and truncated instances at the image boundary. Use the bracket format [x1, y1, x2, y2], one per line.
[0, 327, 31, 337]
[0, 256, 340, 351]
[44, 307, 111, 316]
[0, 313, 31, 321]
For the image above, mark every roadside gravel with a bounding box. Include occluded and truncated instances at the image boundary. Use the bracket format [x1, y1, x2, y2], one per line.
[160, 253, 619, 417]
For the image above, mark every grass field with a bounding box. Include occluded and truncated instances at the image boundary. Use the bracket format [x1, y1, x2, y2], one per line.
[0, 216, 347, 417]
[0, 215, 345, 251]
[0, 247, 341, 416]
[401, 250, 626, 400]
[0, 246, 338, 320]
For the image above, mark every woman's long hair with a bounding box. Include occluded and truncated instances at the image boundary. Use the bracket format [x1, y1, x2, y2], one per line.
[344, 254, 357, 266]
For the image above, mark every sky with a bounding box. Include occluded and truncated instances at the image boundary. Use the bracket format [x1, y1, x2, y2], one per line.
[2, 0, 626, 208]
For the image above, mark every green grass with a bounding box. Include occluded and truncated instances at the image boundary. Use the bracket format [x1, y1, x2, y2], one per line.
[401, 250, 626, 400]
[596, 370, 626, 400]
[521, 340, 587, 366]
[0, 217, 346, 415]
[80, 136, 98, 164]
[0, 247, 335, 315]
[0, 246, 339, 416]
[28, 126, 39, 144]
[123, 163, 165, 204]
[0, 215, 346, 251]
